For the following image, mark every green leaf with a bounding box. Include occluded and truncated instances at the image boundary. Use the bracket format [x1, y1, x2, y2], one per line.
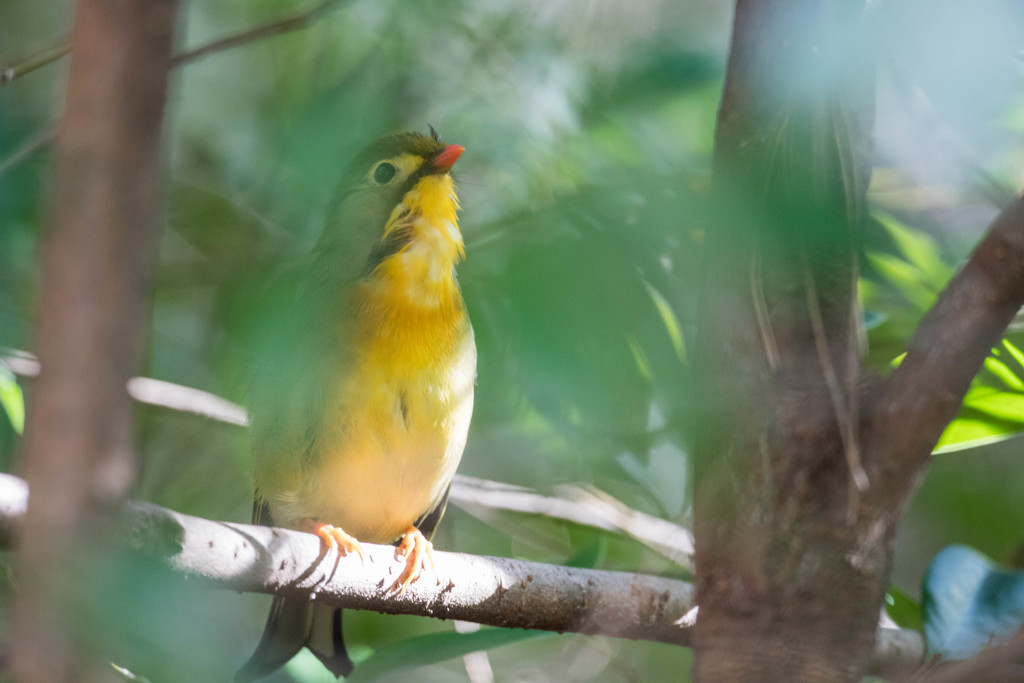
[565, 535, 608, 569]
[922, 544, 1024, 659]
[875, 213, 953, 289]
[984, 352, 1024, 392]
[645, 282, 686, 365]
[345, 627, 551, 682]
[865, 218, 1024, 453]
[934, 346, 1024, 452]
[884, 585, 923, 631]
[1001, 338, 1024, 371]
[935, 414, 1024, 453]
[865, 252, 940, 311]
[0, 364, 24, 434]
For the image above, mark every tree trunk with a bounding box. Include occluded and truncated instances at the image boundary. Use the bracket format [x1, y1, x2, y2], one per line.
[11, 1, 177, 680]
[693, 0, 882, 679]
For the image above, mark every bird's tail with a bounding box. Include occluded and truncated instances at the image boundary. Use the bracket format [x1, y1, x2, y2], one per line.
[236, 598, 354, 682]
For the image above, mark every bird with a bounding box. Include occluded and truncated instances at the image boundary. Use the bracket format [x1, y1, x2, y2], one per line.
[236, 128, 476, 681]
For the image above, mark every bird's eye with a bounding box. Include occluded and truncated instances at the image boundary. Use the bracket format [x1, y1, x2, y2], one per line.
[373, 162, 397, 184]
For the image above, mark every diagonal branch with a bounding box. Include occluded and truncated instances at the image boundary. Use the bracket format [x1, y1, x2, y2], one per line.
[0, 37, 70, 86]
[870, 195, 1024, 508]
[171, 0, 349, 67]
[0, 124, 57, 176]
[0, 0, 350, 90]
[0, 473, 923, 676]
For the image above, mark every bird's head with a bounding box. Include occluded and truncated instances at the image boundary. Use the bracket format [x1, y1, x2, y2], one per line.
[317, 129, 465, 282]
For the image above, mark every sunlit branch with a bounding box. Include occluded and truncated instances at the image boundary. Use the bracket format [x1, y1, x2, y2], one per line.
[0, 473, 922, 675]
[1, 349, 694, 565]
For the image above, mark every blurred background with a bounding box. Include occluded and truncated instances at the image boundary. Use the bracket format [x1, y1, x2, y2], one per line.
[1, 0, 1023, 680]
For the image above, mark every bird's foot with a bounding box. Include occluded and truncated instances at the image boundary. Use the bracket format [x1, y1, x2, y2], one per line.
[390, 526, 436, 594]
[301, 518, 365, 562]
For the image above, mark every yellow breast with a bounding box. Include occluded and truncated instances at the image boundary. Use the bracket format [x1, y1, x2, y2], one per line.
[272, 173, 474, 543]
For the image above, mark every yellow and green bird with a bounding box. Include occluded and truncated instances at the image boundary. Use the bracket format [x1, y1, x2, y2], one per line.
[236, 129, 475, 681]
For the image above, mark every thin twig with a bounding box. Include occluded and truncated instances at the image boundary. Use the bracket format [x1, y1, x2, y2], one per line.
[171, 0, 349, 67]
[0, 37, 70, 86]
[801, 251, 869, 508]
[0, 0, 350, 90]
[0, 125, 57, 176]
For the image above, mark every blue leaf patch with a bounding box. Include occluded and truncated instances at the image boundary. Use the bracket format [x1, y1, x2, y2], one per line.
[922, 544, 1024, 660]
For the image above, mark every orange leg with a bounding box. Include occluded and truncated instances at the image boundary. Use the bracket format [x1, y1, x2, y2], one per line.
[391, 526, 436, 594]
[300, 518, 365, 562]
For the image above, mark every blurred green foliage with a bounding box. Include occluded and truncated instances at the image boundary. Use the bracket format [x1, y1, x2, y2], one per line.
[1, 0, 1023, 679]
[0, 364, 23, 434]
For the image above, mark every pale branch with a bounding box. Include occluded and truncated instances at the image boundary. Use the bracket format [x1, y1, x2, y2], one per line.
[127, 502, 690, 644]
[0, 0, 350, 90]
[556, 485, 695, 569]
[1, 349, 695, 566]
[2, 350, 248, 426]
[872, 194, 1024, 507]
[0, 473, 923, 676]
[454, 475, 694, 571]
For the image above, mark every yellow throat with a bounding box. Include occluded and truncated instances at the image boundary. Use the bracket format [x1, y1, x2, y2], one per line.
[261, 141, 475, 544]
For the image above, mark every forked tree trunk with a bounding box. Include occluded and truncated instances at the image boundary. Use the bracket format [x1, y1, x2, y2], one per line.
[693, 1, 1024, 680]
[693, 0, 885, 679]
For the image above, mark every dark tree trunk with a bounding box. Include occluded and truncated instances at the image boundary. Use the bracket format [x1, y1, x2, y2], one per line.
[11, 1, 177, 680]
[693, 1, 1024, 679]
[693, 0, 883, 679]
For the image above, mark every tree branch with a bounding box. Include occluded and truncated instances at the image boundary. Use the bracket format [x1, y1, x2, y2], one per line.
[919, 625, 1024, 683]
[0, 0, 350, 90]
[171, 0, 349, 67]
[0, 37, 70, 86]
[1, 350, 695, 567]
[3, 350, 249, 426]
[871, 195, 1024, 508]
[0, 473, 922, 675]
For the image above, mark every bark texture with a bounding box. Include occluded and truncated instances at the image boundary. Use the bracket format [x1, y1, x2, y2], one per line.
[0, 472, 928, 679]
[694, 1, 1024, 680]
[10, 1, 177, 680]
[694, 0, 888, 679]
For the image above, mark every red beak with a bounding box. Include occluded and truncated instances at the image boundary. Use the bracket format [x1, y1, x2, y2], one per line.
[432, 144, 465, 171]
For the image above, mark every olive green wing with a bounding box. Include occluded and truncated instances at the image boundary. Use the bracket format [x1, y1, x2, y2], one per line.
[245, 261, 352, 508]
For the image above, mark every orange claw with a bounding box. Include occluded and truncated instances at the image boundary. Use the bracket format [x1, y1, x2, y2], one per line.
[301, 518, 365, 563]
[391, 526, 436, 594]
